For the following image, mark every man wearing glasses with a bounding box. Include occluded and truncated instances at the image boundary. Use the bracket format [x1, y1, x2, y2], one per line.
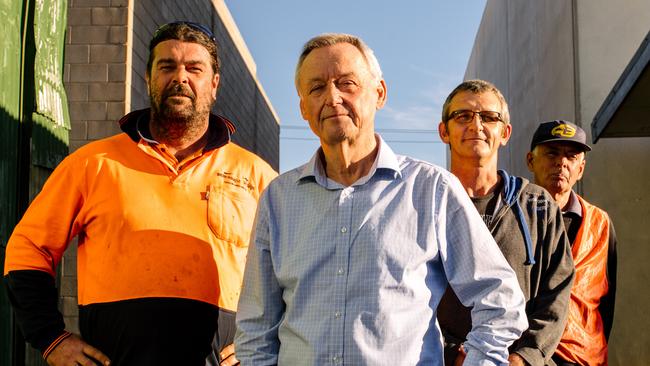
[436, 80, 575, 366]
[4, 22, 276, 365]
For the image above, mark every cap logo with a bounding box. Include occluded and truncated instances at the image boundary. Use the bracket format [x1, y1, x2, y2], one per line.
[551, 124, 576, 138]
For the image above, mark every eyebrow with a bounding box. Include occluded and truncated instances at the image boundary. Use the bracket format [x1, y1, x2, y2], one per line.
[155, 58, 208, 66]
[305, 72, 356, 84]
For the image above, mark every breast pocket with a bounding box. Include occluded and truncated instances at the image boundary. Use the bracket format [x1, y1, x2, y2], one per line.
[207, 183, 257, 247]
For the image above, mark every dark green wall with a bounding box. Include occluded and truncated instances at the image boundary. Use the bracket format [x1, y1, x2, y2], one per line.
[1, 0, 69, 365]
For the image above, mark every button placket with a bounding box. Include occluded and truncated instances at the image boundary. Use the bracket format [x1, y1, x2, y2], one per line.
[331, 187, 354, 366]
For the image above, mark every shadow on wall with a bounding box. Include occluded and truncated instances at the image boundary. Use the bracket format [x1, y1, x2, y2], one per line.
[1, 103, 69, 365]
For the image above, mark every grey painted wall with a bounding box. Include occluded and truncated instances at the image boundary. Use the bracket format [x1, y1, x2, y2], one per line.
[466, 1, 650, 364]
[131, 0, 279, 170]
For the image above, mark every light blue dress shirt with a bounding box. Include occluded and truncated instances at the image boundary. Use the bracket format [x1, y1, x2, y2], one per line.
[235, 137, 527, 365]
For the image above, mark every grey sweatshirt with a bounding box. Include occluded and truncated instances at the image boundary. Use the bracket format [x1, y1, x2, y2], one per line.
[437, 170, 575, 366]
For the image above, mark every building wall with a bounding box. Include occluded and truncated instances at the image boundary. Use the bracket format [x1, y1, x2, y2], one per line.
[466, 1, 650, 364]
[574, 1, 650, 364]
[61, 0, 279, 349]
[130, 0, 280, 168]
[63, 0, 131, 338]
[465, 1, 576, 175]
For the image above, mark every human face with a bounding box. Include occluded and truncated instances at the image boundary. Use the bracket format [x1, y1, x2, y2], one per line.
[527, 142, 586, 197]
[438, 91, 511, 164]
[296, 43, 386, 146]
[147, 40, 219, 122]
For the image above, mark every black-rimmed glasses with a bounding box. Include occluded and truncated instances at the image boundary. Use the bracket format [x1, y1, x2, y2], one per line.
[448, 110, 503, 124]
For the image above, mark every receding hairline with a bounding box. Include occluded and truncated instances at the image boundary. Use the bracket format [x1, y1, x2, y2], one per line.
[441, 79, 510, 125]
[294, 33, 383, 91]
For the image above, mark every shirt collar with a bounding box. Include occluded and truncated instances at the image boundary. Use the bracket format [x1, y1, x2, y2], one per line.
[563, 190, 583, 217]
[297, 134, 401, 188]
[130, 109, 234, 151]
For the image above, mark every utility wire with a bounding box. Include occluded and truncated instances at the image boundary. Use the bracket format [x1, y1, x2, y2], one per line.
[281, 137, 444, 144]
[281, 125, 438, 134]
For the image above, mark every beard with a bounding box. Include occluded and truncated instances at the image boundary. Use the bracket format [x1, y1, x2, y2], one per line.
[149, 83, 214, 142]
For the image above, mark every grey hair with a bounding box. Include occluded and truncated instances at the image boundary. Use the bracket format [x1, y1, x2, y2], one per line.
[441, 79, 510, 125]
[294, 33, 383, 92]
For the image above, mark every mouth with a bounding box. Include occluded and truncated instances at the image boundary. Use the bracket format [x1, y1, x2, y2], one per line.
[463, 137, 486, 143]
[322, 113, 350, 121]
[163, 84, 195, 101]
[549, 173, 568, 181]
[166, 94, 191, 100]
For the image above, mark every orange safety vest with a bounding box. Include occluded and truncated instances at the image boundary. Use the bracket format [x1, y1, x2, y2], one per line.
[555, 195, 611, 365]
[4, 133, 277, 312]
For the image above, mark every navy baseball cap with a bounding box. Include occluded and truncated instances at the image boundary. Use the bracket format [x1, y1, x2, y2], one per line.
[530, 120, 591, 152]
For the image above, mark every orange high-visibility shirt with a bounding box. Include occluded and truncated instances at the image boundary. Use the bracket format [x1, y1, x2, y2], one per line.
[5, 130, 277, 312]
[555, 195, 611, 366]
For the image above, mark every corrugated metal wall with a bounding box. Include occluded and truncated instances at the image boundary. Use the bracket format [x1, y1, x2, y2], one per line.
[0, 0, 70, 364]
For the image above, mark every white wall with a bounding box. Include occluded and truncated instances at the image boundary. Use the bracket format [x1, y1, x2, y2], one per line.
[575, 1, 650, 364]
[466, 1, 650, 364]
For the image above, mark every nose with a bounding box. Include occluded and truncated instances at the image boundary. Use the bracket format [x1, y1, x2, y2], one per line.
[553, 154, 568, 168]
[172, 67, 189, 84]
[467, 113, 484, 131]
[324, 84, 342, 106]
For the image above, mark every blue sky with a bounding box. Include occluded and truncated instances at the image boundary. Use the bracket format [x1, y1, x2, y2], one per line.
[226, 1, 487, 172]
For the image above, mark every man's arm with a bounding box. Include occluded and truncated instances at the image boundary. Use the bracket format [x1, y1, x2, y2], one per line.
[437, 176, 528, 365]
[3, 154, 107, 364]
[4, 270, 67, 354]
[512, 203, 575, 366]
[235, 191, 285, 365]
[600, 221, 617, 340]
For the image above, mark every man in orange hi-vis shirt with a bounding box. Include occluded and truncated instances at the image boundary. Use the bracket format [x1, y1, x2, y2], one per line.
[4, 22, 276, 366]
[527, 120, 617, 366]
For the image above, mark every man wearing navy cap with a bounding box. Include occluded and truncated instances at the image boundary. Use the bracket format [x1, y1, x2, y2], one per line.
[527, 120, 617, 366]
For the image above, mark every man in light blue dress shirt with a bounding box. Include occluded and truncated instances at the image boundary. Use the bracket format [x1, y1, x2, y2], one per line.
[235, 33, 528, 366]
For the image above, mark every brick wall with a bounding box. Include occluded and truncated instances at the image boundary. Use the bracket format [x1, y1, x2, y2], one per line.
[65, 0, 129, 153]
[61, 0, 278, 339]
[62, 0, 130, 335]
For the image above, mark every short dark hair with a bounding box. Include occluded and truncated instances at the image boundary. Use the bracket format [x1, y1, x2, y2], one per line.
[441, 79, 510, 126]
[147, 21, 220, 75]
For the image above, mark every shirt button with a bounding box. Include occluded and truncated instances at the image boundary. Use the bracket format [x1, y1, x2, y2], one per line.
[340, 227, 347, 233]
[332, 356, 342, 363]
[337, 268, 344, 275]
[334, 311, 341, 319]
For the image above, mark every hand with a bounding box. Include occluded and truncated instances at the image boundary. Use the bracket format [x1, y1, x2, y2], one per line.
[219, 343, 240, 366]
[46, 334, 110, 366]
[453, 344, 466, 366]
[508, 353, 529, 366]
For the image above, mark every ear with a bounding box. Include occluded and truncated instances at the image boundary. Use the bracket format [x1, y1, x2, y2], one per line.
[438, 121, 450, 144]
[299, 96, 308, 121]
[211, 73, 220, 100]
[145, 72, 151, 96]
[500, 123, 512, 146]
[576, 155, 586, 181]
[375, 79, 387, 109]
[526, 151, 535, 172]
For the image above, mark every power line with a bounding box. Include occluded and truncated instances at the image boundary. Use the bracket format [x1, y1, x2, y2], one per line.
[281, 125, 438, 134]
[281, 137, 444, 144]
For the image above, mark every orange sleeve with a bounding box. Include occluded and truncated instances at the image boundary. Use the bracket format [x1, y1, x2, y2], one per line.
[4, 153, 87, 276]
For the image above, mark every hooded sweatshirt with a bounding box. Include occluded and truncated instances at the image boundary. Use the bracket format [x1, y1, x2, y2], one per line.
[437, 170, 575, 366]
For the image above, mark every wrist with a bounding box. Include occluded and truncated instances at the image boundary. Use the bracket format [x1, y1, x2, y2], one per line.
[42, 331, 72, 360]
